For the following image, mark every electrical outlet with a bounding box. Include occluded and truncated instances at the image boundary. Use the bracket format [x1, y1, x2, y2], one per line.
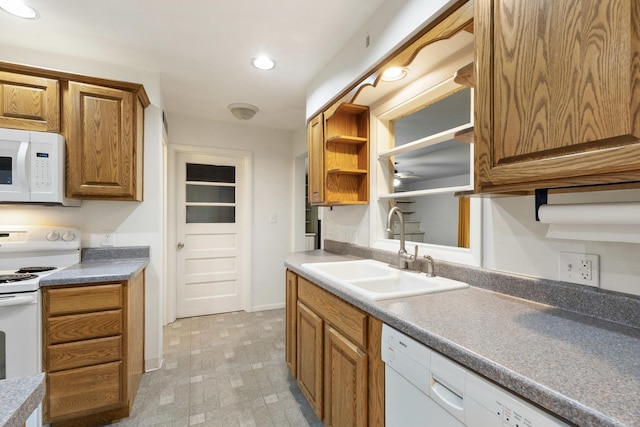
[101, 230, 115, 247]
[558, 252, 599, 287]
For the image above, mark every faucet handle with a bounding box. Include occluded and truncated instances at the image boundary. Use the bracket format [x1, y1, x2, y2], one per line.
[411, 245, 418, 262]
[423, 255, 436, 277]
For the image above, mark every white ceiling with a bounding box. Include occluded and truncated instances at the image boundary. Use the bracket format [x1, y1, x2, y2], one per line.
[0, 0, 386, 130]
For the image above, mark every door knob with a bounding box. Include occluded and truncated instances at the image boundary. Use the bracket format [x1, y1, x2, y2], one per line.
[177, 242, 185, 249]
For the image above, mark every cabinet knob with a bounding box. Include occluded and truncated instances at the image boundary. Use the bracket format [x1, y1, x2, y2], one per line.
[177, 242, 185, 249]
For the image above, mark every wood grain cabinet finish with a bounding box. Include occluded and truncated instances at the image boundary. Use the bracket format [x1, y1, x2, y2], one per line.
[307, 113, 325, 205]
[42, 273, 145, 427]
[475, 0, 640, 193]
[63, 81, 145, 200]
[286, 271, 384, 426]
[0, 70, 60, 131]
[324, 325, 367, 427]
[296, 302, 324, 419]
[307, 103, 369, 206]
[285, 270, 298, 377]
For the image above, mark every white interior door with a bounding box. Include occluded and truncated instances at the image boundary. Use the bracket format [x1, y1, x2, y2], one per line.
[176, 152, 246, 318]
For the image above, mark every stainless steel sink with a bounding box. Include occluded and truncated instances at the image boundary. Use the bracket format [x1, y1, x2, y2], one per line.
[301, 259, 468, 301]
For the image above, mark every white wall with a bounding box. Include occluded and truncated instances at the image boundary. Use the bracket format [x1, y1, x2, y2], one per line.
[322, 205, 370, 246]
[292, 126, 308, 252]
[306, 0, 458, 118]
[413, 193, 458, 247]
[484, 190, 640, 296]
[166, 113, 294, 311]
[0, 45, 165, 370]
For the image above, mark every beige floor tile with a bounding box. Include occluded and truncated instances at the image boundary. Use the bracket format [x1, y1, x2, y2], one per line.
[121, 309, 319, 427]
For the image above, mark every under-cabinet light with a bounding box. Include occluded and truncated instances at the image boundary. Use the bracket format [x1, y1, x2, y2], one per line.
[381, 67, 407, 82]
[0, 0, 38, 18]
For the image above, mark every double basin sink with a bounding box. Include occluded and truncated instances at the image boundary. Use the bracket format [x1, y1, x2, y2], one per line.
[301, 259, 468, 301]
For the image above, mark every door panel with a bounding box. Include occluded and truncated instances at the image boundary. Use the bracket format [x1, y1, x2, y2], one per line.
[176, 153, 245, 318]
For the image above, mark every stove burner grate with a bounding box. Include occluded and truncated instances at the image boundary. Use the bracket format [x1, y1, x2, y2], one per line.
[16, 266, 56, 273]
[0, 273, 38, 284]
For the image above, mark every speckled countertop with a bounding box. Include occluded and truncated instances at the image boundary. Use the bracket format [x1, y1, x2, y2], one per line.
[0, 374, 45, 427]
[40, 246, 149, 286]
[285, 250, 640, 427]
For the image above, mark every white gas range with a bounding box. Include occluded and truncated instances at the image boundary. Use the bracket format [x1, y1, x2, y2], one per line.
[0, 225, 80, 427]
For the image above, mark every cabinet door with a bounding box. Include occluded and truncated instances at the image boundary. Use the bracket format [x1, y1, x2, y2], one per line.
[63, 81, 142, 200]
[285, 270, 298, 377]
[324, 325, 367, 427]
[475, 0, 640, 192]
[308, 113, 325, 205]
[297, 301, 323, 419]
[0, 71, 59, 131]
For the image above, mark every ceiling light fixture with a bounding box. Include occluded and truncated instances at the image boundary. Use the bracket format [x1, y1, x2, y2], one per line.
[252, 56, 275, 71]
[0, 0, 38, 18]
[228, 103, 259, 120]
[381, 67, 407, 82]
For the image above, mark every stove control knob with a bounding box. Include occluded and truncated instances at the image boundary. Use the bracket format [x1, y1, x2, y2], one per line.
[47, 231, 60, 241]
[62, 231, 77, 242]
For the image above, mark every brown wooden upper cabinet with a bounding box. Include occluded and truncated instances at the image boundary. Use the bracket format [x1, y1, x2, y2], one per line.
[307, 103, 369, 206]
[0, 70, 60, 132]
[63, 80, 147, 200]
[475, 0, 640, 193]
[0, 61, 149, 201]
[307, 113, 325, 205]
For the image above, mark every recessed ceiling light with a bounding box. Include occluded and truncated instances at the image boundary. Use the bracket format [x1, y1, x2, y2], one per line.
[252, 56, 275, 71]
[0, 0, 39, 19]
[381, 67, 407, 82]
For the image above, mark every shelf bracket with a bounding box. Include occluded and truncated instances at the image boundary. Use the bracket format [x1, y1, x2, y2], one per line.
[535, 189, 548, 222]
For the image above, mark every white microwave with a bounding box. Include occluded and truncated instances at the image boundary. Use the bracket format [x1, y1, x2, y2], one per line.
[0, 128, 80, 206]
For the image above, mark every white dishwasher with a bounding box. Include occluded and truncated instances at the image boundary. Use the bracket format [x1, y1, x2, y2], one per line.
[382, 324, 570, 427]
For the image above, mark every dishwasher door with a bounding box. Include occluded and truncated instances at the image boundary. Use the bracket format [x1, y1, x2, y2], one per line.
[382, 324, 464, 427]
[386, 364, 464, 427]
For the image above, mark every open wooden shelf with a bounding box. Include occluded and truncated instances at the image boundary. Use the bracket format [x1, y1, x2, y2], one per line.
[320, 102, 370, 205]
[327, 168, 368, 175]
[326, 135, 368, 145]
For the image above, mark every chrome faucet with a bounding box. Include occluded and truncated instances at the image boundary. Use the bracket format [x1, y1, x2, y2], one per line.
[386, 206, 418, 269]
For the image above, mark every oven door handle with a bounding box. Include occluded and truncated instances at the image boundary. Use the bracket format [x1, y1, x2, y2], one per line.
[0, 294, 36, 306]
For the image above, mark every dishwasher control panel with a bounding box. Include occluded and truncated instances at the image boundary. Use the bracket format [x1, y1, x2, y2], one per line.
[466, 371, 570, 427]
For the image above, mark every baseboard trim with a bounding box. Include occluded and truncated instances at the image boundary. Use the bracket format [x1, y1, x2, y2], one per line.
[145, 357, 163, 372]
[252, 302, 285, 312]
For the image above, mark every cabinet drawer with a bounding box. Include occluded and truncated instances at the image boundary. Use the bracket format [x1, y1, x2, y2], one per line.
[48, 361, 123, 421]
[48, 310, 122, 344]
[46, 284, 122, 316]
[48, 336, 122, 372]
[298, 277, 367, 348]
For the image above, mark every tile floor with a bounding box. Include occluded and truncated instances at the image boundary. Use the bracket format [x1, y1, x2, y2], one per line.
[113, 309, 322, 427]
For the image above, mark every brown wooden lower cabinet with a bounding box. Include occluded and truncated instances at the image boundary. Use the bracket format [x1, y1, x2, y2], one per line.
[297, 302, 324, 418]
[324, 325, 368, 427]
[48, 362, 123, 420]
[285, 270, 297, 377]
[285, 270, 384, 426]
[42, 271, 145, 427]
